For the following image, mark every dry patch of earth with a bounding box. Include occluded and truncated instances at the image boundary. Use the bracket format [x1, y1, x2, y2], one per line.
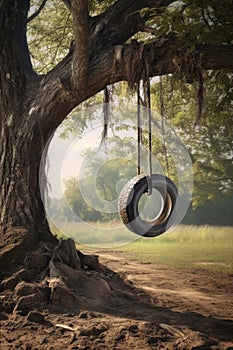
[0, 245, 232, 350]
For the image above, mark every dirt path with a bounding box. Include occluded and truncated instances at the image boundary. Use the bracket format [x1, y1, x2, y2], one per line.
[1, 250, 233, 349]
[98, 251, 233, 320]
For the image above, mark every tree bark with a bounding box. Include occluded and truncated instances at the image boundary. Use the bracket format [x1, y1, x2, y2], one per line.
[71, 0, 89, 92]
[0, 1, 57, 260]
[0, 118, 52, 239]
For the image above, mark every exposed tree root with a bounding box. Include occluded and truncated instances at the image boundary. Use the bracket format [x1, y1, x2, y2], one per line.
[1, 238, 233, 349]
[0, 227, 35, 273]
[0, 237, 133, 317]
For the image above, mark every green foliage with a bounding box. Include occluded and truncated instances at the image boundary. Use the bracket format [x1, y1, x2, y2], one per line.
[51, 220, 137, 248]
[144, 0, 233, 48]
[95, 158, 134, 201]
[183, 195, 233, 226]
[27, 0, 116, 73]
[27, 0, 233, 74]
[61, 71, 232, 218]
[64, 177, 102, 222]
[48, 197, 74, 222]
[28, 0, 72, 73]
[59, 92, 104, 139]
[63, 141, 137, 222]
[88, 0, 116, 15]
[149, 73, 233, 207]
[27, 0, 233, 216]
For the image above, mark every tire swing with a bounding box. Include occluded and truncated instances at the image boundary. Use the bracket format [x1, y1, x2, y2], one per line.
[118, 80, 178, 237]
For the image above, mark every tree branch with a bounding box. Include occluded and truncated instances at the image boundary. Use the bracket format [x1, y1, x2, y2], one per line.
[26, 0, 48, 24]
[71, 0, 89, 92]
[197, 44, 233, 71]
[89, 0, 174, 50]
[35, 38, 233, 135]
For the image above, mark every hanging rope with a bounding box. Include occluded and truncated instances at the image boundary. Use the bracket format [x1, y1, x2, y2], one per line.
[146, 78, 153, 195]
[101, 86, 110, 142]
[137, 81, 142, 176]
[159, 76, 170, 176]
[137, 78, 153, 194]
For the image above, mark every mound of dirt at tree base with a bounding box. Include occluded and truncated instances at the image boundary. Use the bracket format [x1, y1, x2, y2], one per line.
[0, 238, 233, 349]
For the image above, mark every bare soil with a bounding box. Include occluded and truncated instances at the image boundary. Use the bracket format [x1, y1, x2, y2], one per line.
[0, 245, 233, 350]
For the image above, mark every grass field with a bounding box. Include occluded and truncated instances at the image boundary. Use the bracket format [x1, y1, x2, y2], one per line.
[51, 222, 233, 274]
[116, 225, 233, 274]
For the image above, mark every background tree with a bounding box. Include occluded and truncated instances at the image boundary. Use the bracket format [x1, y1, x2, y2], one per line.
[61, 73, 232, 225]
[1, 0, 233, 268]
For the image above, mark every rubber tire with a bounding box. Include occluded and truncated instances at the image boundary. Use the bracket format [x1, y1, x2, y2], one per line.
[118, 174, 178, 237]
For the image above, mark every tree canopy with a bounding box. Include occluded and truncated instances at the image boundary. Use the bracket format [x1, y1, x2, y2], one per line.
[26, 0, 233, 227]
[27, 0, 233, 91]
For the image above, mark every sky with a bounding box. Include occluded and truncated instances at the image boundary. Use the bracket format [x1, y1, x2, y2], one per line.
[44, 126, 103, 198]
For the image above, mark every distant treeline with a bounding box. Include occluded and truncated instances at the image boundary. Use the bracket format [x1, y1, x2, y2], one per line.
[48, 193, 233, 227]
[182, 195, 233, 226]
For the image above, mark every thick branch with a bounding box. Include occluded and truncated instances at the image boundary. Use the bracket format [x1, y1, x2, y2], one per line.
[85, 42, 233, 101]
[71, 0, 89, 92]
[197, 45, 233, 71]
[34, 40, 233, 135]
[90, 0, 174, 50]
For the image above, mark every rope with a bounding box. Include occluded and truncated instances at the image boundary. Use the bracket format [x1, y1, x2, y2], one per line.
[159, 76, 170, 175]
[137, 79, 153, 195]
[147, 78, 152, 195]
[137, 81, 141, 175]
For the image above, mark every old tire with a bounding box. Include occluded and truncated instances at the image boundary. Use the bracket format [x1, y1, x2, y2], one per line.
[118, 174, 178, 237]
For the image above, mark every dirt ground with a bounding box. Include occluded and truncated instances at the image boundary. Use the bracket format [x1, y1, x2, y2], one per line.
[0, 249, 233, 350]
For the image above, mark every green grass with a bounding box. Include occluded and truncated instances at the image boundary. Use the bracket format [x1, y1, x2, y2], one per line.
[51, 222, 233, 274]
[51, 220, 138, 248]
[117, 225, 233, 274]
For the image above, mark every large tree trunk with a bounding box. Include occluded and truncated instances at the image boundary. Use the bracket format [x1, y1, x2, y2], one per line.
[0, 107, 58, 269]
[0, 0, 57, 269]
[0, 119, 52, 238]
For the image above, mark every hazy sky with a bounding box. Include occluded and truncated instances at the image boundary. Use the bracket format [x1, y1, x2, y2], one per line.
[44, 126, 103, 198]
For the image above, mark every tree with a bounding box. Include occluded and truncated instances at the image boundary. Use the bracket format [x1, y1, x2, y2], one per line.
[1, 0, 233, 269]
[64, 147, 136, 222]
[64, 176, 103, 222]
